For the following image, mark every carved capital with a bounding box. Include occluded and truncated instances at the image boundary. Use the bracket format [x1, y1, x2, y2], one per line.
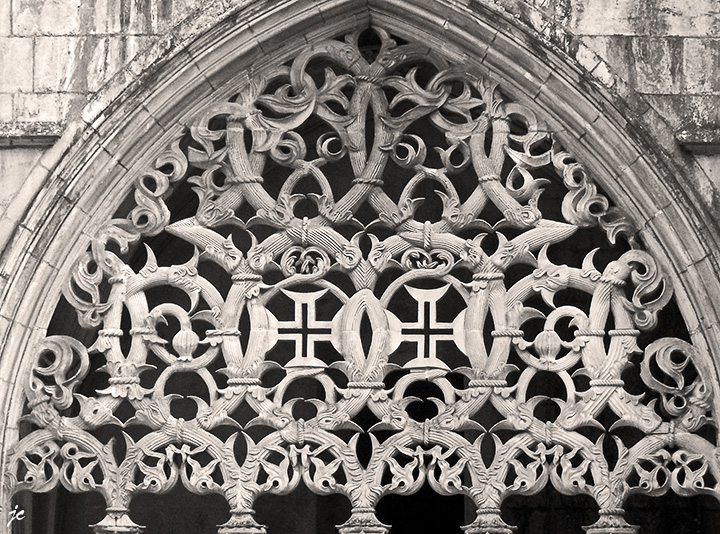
[92, 509, 144, 534]
[583, 510, 638, 534]
[218, 511, 267, 534]
[462, 509, 516, 534]
[337, 508, 390, 534]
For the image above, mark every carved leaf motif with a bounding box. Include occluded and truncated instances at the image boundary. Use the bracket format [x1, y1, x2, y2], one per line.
[28, 336, 90, 410]
[384, 453, 423, 494]
[61, 443, 101, 493]
[135, 453, 177, 494]
[16, 442, 62, 493]
[309, 456, 342, 492]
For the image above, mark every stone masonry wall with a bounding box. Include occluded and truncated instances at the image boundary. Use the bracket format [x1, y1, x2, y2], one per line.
[0, 0, 719, 234]
[568, 0, 720, 210]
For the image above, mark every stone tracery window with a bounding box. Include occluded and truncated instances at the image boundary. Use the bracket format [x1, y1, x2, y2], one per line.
[4, 27, 719, 534]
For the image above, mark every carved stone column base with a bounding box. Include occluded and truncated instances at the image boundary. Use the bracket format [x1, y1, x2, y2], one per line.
[583, 510, 638, 534]
[92, 509, 144, 533]
[337, 508, 389, 534]
[218, 511, 267, 534]
[462, 509, 516, 534]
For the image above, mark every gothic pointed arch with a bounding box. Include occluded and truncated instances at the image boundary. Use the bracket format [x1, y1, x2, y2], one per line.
[2, 2, 720, 534]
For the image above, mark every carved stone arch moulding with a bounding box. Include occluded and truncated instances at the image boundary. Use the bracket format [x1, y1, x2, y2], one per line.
[2, 21, 719, 534]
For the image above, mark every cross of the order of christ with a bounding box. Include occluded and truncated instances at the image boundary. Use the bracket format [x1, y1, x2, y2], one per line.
[270, 288, 335, 369]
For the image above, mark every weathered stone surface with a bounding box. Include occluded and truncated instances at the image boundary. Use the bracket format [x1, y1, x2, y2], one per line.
[34, 37, 84, 92]
[83, 0, 122, 34]
[125, 0, 157, 34]
[582, 35, 638, 87]
[582, 36, 683, 94]
[646, 94, 720, 130]
[33, 35, 151, 97]
[12, 0, 82, 35]
[13, 93, 71, 122]
[0, 0, 10, 36]
[0, 94, 11, 122]
[570, 0, 720, 37]
[0, 0, 709, 142]
[691, 155, 720, 214]
[86, 37, 125, 92]
[120, 0, 195, 34]
[574, 41, 601, 73]
[695, 154, 720, 202]
[677, 128, 720, 154]
[125, 35, 169, 78]
[0, 121, 64, 140]
[0, 147, 44, 219]
[684, 38, 720, 94]
[589, 58, 615, 88]
[631, 37, 683, 94]
[0, 38, 33, 92]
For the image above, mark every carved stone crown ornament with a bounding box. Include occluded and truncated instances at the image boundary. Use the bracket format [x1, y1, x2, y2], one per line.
[4, 28, 718, 534]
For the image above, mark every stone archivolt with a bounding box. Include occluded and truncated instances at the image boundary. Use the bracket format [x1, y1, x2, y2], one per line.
[3, 28, 717, 534]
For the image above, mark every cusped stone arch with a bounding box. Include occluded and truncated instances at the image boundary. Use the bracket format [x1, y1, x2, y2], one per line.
[2, 2, 720, 534]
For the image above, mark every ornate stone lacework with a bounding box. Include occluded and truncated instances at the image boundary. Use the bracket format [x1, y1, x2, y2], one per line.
[4, 28, 718, 534]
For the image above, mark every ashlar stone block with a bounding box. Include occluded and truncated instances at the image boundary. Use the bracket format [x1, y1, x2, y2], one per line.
[0, 0, 10, 36]
[0, 147, 44, 218]
[86, 37, 125, 93]
[12, 0, 81, 36]
[684, 38, 720, 95]
[34, 36, 84, 92]
[82, 0, 122, 34]
[13, 93, 71, 122]
[631, 37, 683, 94]
[571, 0, 720, 37]
[0, 38, 33, 92]
[0, 94, 11, 122]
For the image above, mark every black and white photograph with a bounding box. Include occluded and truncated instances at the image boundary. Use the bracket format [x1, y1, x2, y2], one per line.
[1, 1, 720, 532]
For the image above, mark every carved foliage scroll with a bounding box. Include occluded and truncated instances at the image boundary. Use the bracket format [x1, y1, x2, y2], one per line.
[4, 28, 718, 534]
